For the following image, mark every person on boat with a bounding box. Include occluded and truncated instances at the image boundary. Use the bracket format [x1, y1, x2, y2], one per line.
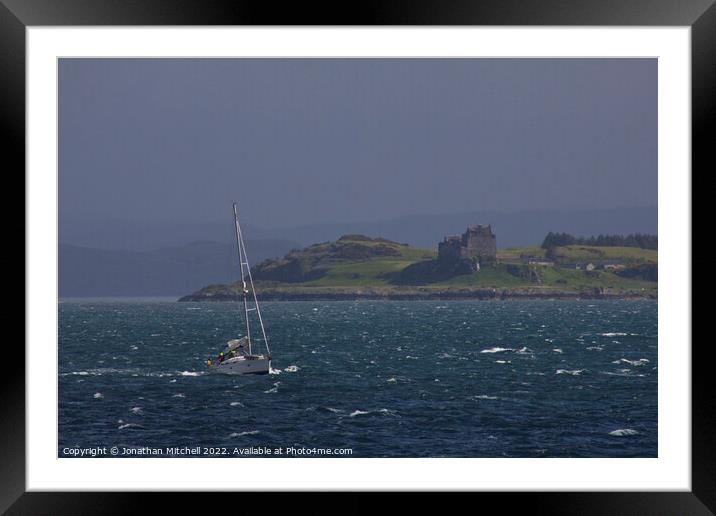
[218, 352, 225, 363]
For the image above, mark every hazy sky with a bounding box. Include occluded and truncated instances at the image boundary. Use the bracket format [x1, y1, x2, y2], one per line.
[59, 58, 656, 228]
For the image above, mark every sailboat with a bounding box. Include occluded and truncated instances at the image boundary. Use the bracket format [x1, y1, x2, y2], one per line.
[207, 202, 272, 375]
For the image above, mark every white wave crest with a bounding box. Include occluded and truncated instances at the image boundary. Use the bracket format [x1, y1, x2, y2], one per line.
[118, 423, 144, 430]
[556, 369, 585, 376]
[481, 347, 514, 353]
[349, 408, 396, 417]
[230, 430, 260, 437]
[62, 369, 132, 377]
[612, 358, 650, 366]
[601, 371, 646, 377]
[264, 381, 281, 394]
[609, 428, 640, 436]
[179, 371, 204, 377]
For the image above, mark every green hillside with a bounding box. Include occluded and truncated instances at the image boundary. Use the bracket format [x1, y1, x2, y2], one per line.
[251, 235, 435, 285]
[498, 244, 657, 264]
[182, 235, 658, 300]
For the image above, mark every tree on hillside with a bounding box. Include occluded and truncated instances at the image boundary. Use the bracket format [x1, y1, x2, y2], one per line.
[541, 232, 576, 248]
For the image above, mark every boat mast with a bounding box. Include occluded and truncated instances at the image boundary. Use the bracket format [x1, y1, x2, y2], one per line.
[233, 202, 252, 354]
[232, 202, 271, 357]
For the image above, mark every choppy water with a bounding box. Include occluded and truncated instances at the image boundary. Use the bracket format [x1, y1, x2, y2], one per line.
[59, 299, 657, 457]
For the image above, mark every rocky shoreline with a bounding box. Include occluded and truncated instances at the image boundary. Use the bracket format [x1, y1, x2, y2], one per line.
[178, 286, 657, 302]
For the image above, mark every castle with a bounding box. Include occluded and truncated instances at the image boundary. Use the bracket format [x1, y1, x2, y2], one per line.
[438, 225, 497, 267]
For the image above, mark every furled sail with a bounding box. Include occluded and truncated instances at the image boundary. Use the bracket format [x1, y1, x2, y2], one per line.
[225, 336, 250, 355]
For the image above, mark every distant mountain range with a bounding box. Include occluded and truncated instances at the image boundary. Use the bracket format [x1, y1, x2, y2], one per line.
[59, 206, 656, 297]
[251, 206, 657, 249]
[59, 239, 299, 297]
[61, 206, 657, 251]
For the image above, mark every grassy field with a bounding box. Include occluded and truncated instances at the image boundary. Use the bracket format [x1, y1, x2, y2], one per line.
[496, 246, 546, 262]
[301, 262, 655, 291]
[498, 245, 657, 264]
[267, 249, 656, 292]
[552, 245, 656, 263]
[294, 246, 435, 287]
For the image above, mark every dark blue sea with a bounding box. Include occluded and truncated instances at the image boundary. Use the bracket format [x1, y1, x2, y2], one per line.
[59, 299, 657, 458]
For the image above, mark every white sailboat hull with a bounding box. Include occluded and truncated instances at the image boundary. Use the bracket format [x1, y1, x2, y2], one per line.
[211, 356, 271, 375]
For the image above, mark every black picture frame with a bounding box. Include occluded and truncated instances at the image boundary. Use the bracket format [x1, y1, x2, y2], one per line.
[3, 0, 709, 512]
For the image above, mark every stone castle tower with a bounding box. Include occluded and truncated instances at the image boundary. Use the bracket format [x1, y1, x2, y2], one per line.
[438, 225, 497, 266]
